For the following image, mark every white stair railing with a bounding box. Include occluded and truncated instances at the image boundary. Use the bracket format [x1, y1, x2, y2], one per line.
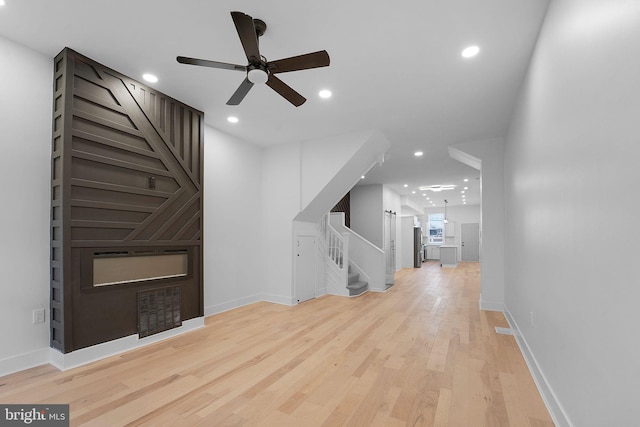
[325, 223, 349, 296]
[329, 212, 386, 292]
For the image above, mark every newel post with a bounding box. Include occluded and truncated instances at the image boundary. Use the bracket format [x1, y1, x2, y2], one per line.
[342, 232, 350, 283]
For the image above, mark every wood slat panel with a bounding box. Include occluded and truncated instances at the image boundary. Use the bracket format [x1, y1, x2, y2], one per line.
[50, 48, 204, 353]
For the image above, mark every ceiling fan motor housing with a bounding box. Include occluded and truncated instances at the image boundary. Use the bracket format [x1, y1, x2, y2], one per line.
[253, 18, 267, 37]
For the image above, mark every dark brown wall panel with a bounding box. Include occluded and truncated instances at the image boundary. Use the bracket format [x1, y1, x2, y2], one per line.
[331, 192, 351, 228]
[50, 48, 204, 353]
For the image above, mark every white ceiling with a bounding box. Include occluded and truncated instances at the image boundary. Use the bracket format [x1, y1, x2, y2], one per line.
[0, 0, 550, 211]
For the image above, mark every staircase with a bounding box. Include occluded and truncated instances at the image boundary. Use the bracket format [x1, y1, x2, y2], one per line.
[347, 264, 368, 296]
[323, 213, 386, 297]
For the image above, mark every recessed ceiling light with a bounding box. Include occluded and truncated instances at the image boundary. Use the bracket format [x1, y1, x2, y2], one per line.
[142, 73, 158, 83]
[422, 193, 426, 197]
[403, 184, 408, 188]
[361, 175, 365, 179]
[319, 89, 332, 99]
[461, 45, 480, 58]
[461, 191, 465, 194]
[464, 187, 469, 190]
[464, 178, 469, 182]
[0, 1, 6, 6]
[227, 116, 239, 124]
[426, 197, 430, 200]
[414, 151, 424, 157]
[411, 191, 416, 194]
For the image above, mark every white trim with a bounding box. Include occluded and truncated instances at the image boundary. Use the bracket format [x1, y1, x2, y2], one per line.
[0, 348, 50, 377]
[259, 293, 296, 306]
[504, 307, 573, 427]
[2, 292, 332, 377]
[479, 297, 504, 312]
[2, 294, 300, 377]
[49, 317, 205, 371]
[205, 295, 262, 317]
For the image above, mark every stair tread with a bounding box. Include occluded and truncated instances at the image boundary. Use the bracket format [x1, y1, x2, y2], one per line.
[347, 281, 368, 289]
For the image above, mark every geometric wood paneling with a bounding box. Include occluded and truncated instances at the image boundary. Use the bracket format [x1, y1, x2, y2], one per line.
[50, 48, 204, 353]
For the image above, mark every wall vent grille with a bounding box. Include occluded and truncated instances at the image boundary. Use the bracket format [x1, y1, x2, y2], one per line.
[138, 286, 181, 338]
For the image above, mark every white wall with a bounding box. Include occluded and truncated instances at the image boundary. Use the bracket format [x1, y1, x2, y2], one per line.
[296, 130, 391, 224]
[504, 0, 640, 425]
[300, 130, 376, 209]
[203, 126, 263, 315]
[350, 184, 384, 248]
[450, 138, 506, 311]
[0, 37, 53, 374]
[260, 142, 301, 305]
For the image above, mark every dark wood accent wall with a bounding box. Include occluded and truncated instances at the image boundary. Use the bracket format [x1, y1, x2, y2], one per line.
[50, 48, 204, 353]
[331, 192, 350, 228]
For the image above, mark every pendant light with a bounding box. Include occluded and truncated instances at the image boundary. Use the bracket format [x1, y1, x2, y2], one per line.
[444, 199, 449, 224]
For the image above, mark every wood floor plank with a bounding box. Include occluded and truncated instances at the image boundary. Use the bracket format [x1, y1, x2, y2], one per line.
[0, 261, 554, 426]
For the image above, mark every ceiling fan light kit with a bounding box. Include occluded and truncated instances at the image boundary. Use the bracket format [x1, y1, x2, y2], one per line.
[177, 11, 330, 107]
[247, 67, 268, 84]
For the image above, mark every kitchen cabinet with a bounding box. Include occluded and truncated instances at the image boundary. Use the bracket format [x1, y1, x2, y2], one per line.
[440, 245, 457, 267]
[445, 220, 455, 237]
[426, 245, 440, 260]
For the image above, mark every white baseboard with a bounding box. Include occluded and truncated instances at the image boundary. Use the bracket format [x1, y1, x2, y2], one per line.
[260, 293, 296, 306]
[0, 348, 51, 378]
[3, 294, 301, 378]
[204, 295, 262, 317]
[49, 317, 205, 372]
[504, 307, 572, 427]
[479, 296, 504, 312]
[315, 287, 327, 296]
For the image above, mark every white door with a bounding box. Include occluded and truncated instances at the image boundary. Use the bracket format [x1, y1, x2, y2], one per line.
[461, 223, 480, 262]
[295, 236, 316, 303]
[384, 211, 396, 285]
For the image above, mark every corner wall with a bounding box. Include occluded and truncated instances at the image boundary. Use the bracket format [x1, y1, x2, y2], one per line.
[504, 0, 640, 425]
[203, 126, 263, 315]
[0, 37, 53, 375]
[450, 138, 506, 311]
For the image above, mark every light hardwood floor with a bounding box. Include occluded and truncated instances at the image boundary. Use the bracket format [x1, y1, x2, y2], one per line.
[0, 262, 554, 426]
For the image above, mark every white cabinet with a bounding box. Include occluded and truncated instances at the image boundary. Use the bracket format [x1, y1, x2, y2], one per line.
[440, 245, 457, 267]
[445, 220, 455, 237]
[426, 245, 440, 260]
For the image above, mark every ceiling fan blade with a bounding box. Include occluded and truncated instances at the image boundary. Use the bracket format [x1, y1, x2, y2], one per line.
[268, 50, 330, 74]
[226, 77, 254, 105]
[177, 56, 247, 71]
[266, 74, 306, 107]
[231, 11, 261, 64]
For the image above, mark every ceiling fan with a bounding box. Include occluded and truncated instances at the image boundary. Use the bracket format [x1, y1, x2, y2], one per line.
[177, 11, 330, 107]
